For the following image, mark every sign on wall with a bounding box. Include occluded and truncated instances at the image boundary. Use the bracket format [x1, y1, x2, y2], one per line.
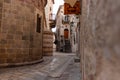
[64, 1, 81, 15]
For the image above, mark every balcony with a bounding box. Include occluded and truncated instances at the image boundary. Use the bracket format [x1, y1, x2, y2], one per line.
[62, 15, 70, 24]
[49, 20, 56, 28]
[49, 13, 56, 28]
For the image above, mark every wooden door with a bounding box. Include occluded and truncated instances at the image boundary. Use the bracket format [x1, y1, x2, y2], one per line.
[64, 29, 69, 39]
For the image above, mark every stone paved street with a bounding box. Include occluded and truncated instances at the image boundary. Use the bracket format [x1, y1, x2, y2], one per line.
[0, 52, 81, 80]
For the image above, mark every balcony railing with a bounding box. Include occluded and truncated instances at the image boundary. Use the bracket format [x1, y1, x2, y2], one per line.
[49, 20, 56, 28]
[62, 15, 70, 24]
[49, 13, 56, 28]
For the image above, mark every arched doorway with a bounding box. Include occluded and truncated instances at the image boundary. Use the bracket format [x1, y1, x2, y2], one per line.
[64, 29, 69, 39]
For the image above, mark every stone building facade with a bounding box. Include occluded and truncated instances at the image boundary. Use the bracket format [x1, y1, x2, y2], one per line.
[55, 5, 71, 52]
[55, 5, 80, 53]
[69, 15, 80, 53]
[43, 0, 54, 56]
[43, 31, 53, 56]
[80, 0, 120, 80]
[45, 0, 54, 30]
[0, 0, 47, 67]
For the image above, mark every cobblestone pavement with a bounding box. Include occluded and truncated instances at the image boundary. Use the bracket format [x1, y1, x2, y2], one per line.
[0, 52, 81, 80]
[45, 60, 81, 80]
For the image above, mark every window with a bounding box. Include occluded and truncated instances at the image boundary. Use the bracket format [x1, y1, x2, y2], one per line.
[50, 7, 52, 11]
[36, 14, 41, 33]
[65, 15, 69, 21]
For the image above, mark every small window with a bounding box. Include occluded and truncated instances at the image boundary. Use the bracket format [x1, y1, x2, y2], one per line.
[65, 15, 69, 21]
[50, 7, 52, 11]
[36, 14, 41, 33]
[76, 17, 79, 19]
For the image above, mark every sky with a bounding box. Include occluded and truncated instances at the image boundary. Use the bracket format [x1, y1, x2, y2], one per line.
[52, 0, 64, 32]
[53, 0, 64, 15]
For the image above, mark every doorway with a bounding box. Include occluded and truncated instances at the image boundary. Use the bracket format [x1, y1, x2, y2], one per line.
[64, 29, 69, 39]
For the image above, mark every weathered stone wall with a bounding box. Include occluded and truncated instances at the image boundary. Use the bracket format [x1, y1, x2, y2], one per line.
[0, 0, 3, 33]
[80, 0, 120, 80]
[43, 0, 54, 56]
[45, 0, 54, 30]
[0, 0, 46, 67]
[43, 31, 53, 56]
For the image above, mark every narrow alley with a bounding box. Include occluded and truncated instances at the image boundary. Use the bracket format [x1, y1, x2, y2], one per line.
[0, 0, 120, 80]
[0, 52, 80, 80]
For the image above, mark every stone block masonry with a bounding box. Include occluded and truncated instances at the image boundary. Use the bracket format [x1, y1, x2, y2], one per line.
[43, 31, 53, 56]
[0, 0, 47, 67]
[80, 0, 120, 80]
[0, 0, 3, 33]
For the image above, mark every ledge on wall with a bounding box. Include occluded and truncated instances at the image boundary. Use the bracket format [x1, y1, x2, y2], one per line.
[0, 59, 44, 68]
